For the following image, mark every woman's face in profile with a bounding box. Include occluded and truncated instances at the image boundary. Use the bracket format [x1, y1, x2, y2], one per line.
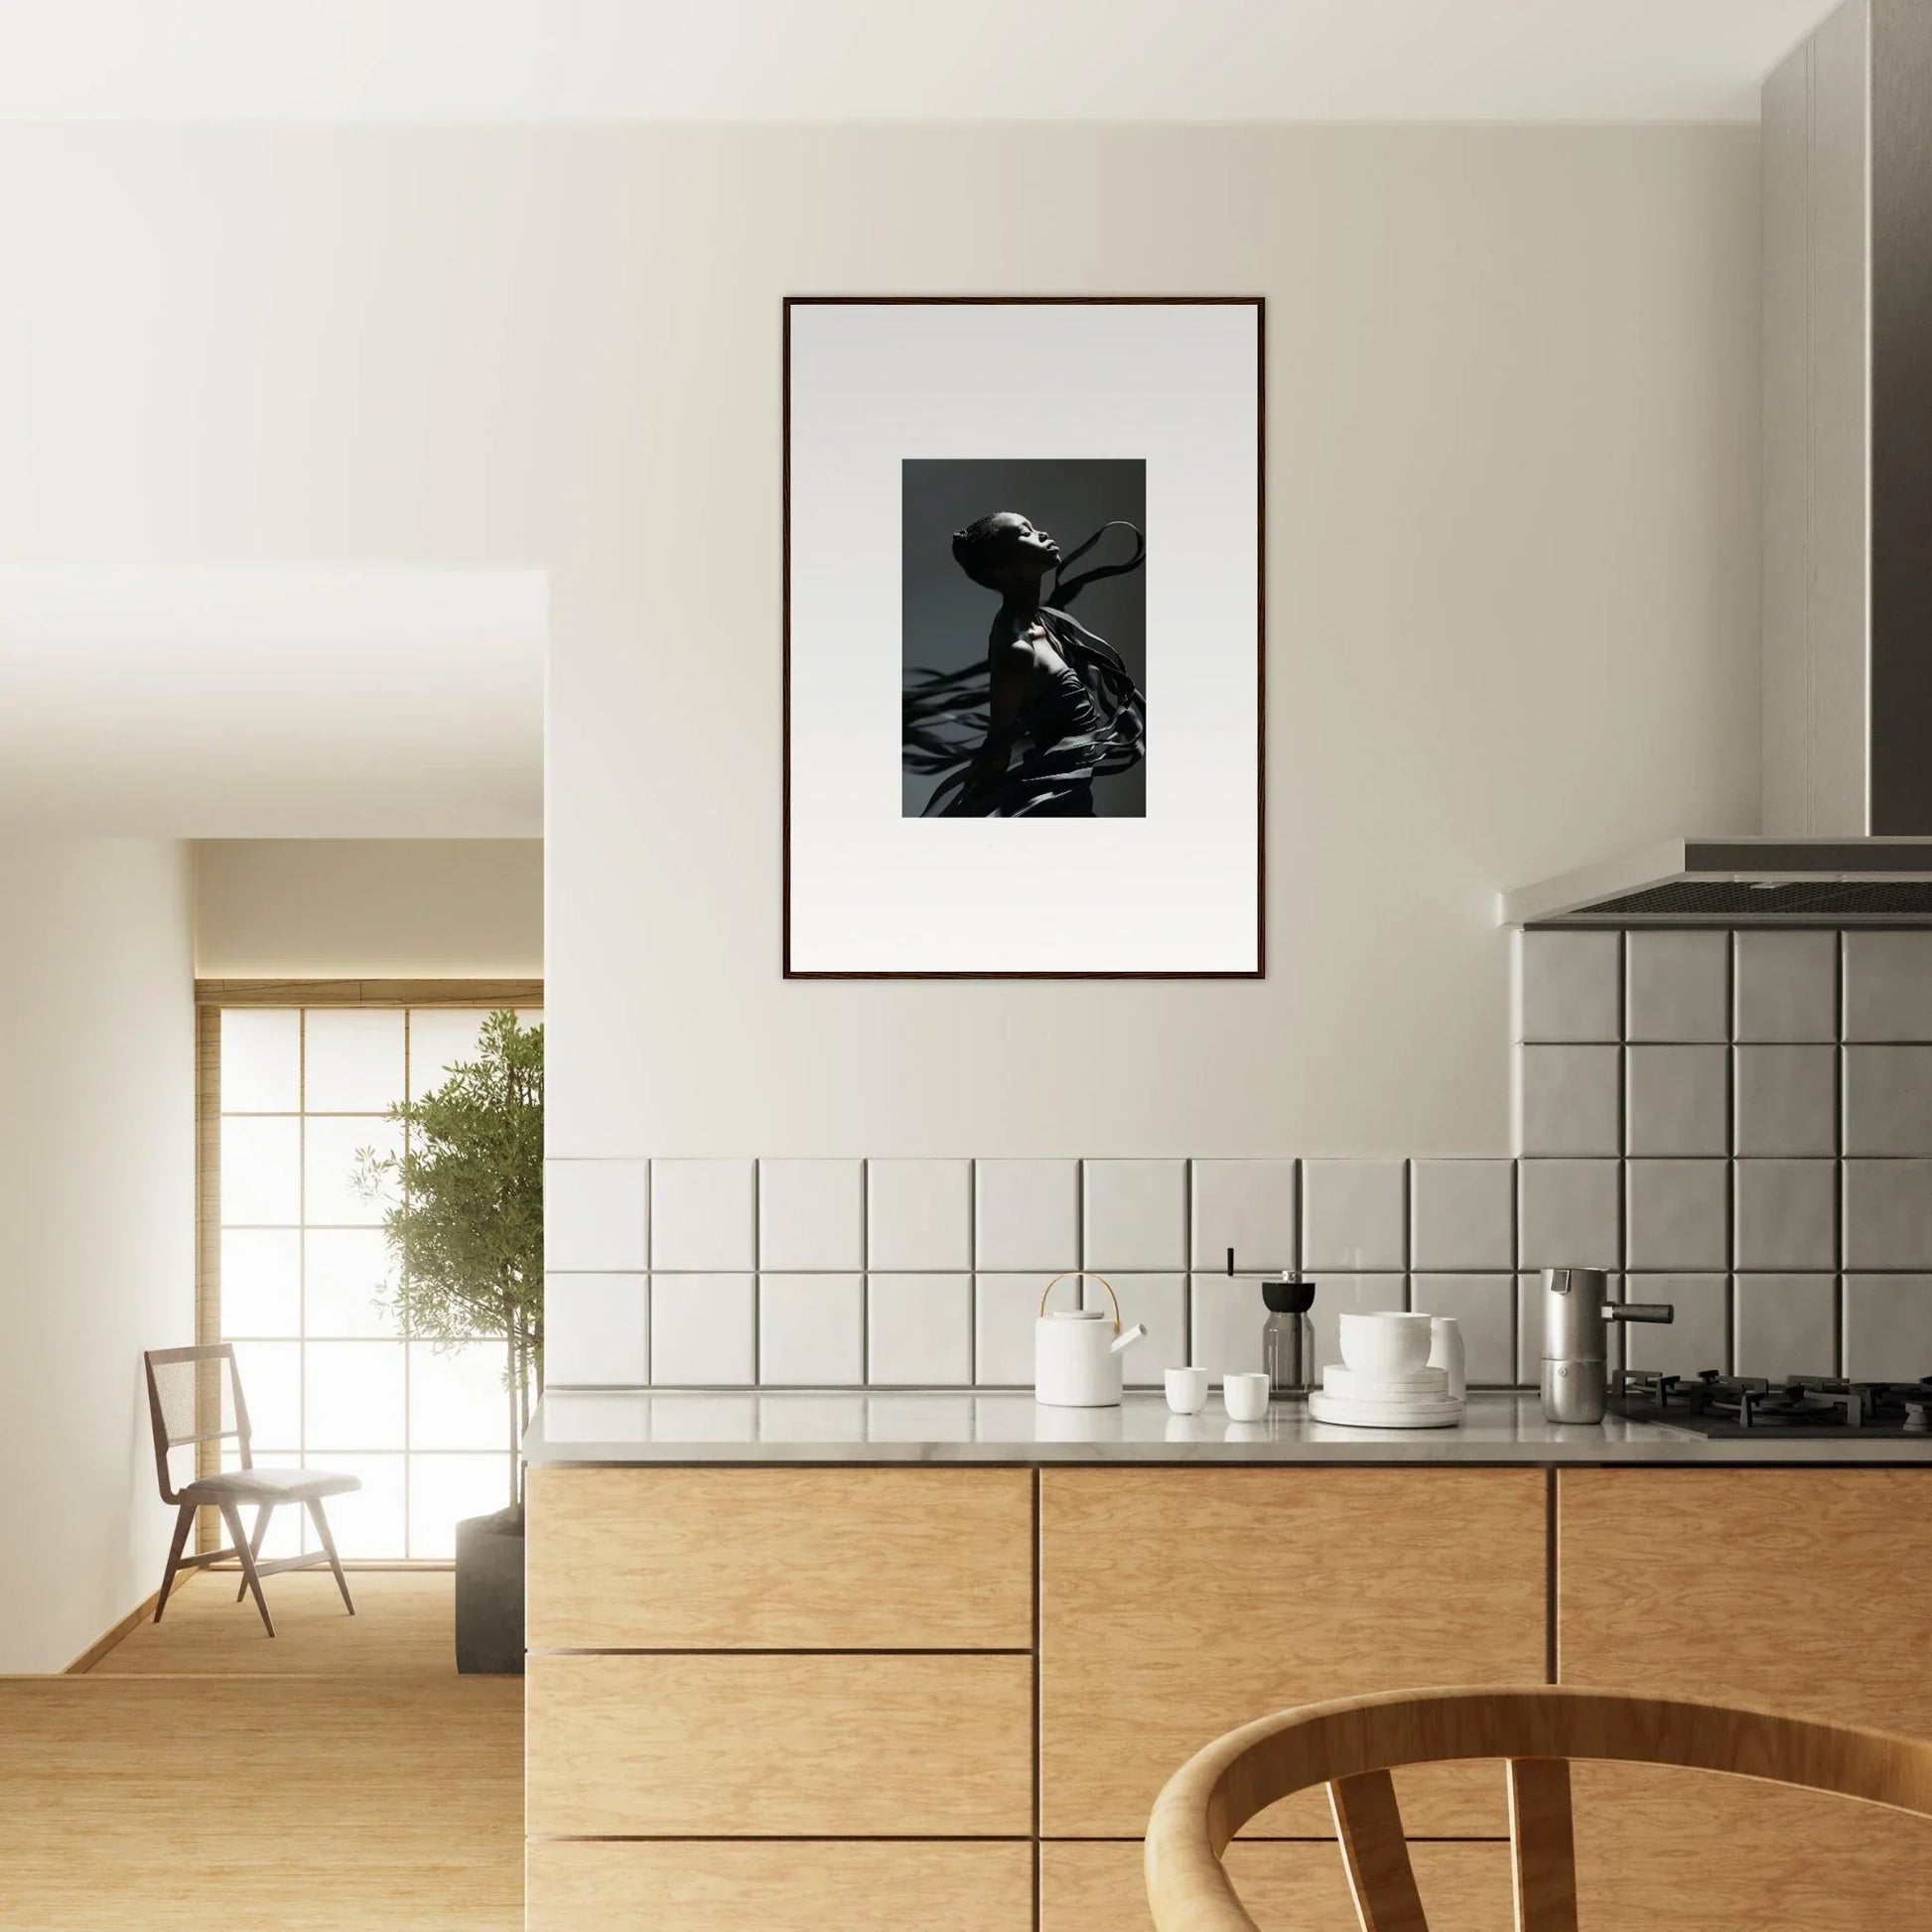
[978, 512, 1061, 581]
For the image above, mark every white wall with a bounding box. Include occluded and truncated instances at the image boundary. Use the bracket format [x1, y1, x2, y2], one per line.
[0, 840, 195, 1672]
[0, 124, 1761, 1160]
[195, 839, 544, 977]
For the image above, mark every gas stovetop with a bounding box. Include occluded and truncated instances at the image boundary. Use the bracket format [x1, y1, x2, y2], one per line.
[1610, 1370, 1932, 1438]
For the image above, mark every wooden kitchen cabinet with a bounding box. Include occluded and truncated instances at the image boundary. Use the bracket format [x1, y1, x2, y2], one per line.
[1041, 1840, 1514, 1932]
[526, 1465, 1033, 1649]
[527, 1841, 1035, 1932]
[526, 1651, 1034, 1837]
[1557, 1469, 1932, 1931]
[1038, 1467, 1548, 1838]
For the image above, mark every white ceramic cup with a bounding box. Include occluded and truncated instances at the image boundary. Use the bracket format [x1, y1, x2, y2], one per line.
[1222, 1371, 1271, 1423]
[1427, 1315, 1467, 1400]
[1337, 1311, 1436, 1379]
[1165, 1366, 1210, 1415]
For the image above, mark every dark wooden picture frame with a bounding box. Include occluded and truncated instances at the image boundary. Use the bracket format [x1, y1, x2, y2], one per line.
[782, 295, 1266, 980]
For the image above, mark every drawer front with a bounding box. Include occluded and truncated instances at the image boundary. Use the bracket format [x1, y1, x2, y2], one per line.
[526, 1652, 1034, 1837]
[1558, 1469, 1932, 1725]
[1039, 1468, 1547, 1838]
[528, 1841, 1034, 1932]
[526, 1466, 1033, 1650]
[1041, 1840, 1513, 1932]
[1560, 1470, 1932, 1930]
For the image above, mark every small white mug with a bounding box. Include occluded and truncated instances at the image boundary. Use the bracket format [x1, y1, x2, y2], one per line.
[1222, 1371, 1271, 1423]
[1165, 1366, 1210, 1415]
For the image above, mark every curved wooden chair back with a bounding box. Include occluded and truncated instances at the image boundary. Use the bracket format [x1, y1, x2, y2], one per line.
[1144, 1685, 1932, 1932]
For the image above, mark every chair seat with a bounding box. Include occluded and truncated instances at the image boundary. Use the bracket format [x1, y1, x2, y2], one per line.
[181, 1466, 362, 1504]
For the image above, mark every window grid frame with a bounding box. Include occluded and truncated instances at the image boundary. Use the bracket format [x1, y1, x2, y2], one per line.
[197, 979, 542, 1566]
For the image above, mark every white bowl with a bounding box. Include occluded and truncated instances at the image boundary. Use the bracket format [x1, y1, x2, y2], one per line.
[1337, 1311, 1436, 1379]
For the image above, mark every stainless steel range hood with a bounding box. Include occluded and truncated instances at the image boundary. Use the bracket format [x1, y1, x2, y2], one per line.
[1502, 0, 1932, 928]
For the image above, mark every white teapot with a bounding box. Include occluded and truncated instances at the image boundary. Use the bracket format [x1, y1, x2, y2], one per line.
[1035, 1272, 1148, 1409]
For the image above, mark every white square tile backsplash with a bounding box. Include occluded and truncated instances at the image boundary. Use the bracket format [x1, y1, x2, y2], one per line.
[1302, 1161, 1406, 1270]
[650, 1273, 756, 1385]
[867, 1274, 971, 1386]
[544, 1273, 647, 1386]
[757, 1159, 865, 1271]
[974, 1160, 1079, 1273]
[543, 931, 1932, 1394]
[1410, 1161, 1514, 1272]
[651, 1160, 757, 1272]
[1082, 1160, 1186, 1271]
[544, 1159, 647, 1273]
[1189, 1159, 1296, 1272]
[866, 1160, 972, 1271]
[758, 1273, 864, 1385]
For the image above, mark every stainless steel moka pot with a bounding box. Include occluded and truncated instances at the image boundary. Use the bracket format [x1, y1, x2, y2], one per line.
[1540, 1267, 1674, 1424]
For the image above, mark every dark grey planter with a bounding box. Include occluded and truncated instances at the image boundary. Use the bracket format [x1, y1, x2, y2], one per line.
[455, 1504, 525, 1675]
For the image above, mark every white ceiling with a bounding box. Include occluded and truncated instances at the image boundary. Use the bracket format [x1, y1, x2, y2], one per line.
[0, 568, 545, 837]
[0, 0, 1839, 124]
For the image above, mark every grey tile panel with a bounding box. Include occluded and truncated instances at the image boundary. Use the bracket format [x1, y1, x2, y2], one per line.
[1732, 1160, 1839, 1271]
[1625, 1045, 1728, 1157]
[1516, 929, 1620, 1041]
[1626, 930, 1729, 1042]
[1733, 1044, 1838, 1157]
[1733, 929, 1839, 1041]
[1843, 932, 1932, 1040]
[1410, 1159, 1515, 1271]
[1519, 1161, 1620, 1271]
[1625, 1160, 1728, 1271]
[1516, 1045, 1621, 1157]
[1843, 1045, 1932, 1156]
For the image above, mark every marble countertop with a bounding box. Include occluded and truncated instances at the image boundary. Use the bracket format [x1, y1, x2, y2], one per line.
[524, 1389, 1932, 1465]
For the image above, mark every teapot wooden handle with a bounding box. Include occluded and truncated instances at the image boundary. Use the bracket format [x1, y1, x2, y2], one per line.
[1038, 1271, 1122, 1334]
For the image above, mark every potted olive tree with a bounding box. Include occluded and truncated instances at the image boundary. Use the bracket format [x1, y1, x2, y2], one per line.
[354, 1009, 543, 1674]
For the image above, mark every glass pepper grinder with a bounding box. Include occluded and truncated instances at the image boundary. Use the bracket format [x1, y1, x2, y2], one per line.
[1261, 1276, 1317, 1400]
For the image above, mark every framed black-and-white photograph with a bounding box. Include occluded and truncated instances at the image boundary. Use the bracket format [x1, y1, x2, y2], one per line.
[784, 297, 1263, 977]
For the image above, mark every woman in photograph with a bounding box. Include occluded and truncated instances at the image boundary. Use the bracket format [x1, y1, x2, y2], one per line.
[903, 513, 1146, 817]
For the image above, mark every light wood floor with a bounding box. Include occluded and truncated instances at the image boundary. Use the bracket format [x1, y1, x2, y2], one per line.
[0, 1571, 522, 1931]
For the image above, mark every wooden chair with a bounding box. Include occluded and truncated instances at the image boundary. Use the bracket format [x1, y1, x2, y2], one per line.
[144, 1343, 361, 1637]
[1144, 1684, 1932, 1932]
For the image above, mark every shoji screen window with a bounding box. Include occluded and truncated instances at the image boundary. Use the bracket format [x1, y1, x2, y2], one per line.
[215, 1002, 539, 1560]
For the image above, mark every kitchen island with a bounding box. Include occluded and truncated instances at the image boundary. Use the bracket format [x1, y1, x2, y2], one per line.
[523, 1391, 1932, 1932]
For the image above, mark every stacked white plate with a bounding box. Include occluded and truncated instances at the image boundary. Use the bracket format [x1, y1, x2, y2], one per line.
[1309, 1352, 1465, 1429]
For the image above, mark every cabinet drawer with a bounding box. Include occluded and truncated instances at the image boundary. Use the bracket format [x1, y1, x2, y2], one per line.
[1039, 1468, 1547, 1838]
[526, 1652, 1034, 1837]
[1041, 1840, 1512, 1932]
[1559, 1469, 1932, 1930]
[526, 1466, 1033, 1650]
[528, 1841, 1034, 1932]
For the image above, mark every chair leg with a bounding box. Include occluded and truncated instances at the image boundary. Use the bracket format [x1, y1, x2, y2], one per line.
[235, 1502, 274, 1602]
[307, 1495, 355, 1616]
[153, 1501, 196, 1624]
[218, 1500, 275, 1636]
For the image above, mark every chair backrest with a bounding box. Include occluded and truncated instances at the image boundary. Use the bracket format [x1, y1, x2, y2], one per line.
[1143, 1685, 1932, 1932]
[143, 1344, 252, 1504]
